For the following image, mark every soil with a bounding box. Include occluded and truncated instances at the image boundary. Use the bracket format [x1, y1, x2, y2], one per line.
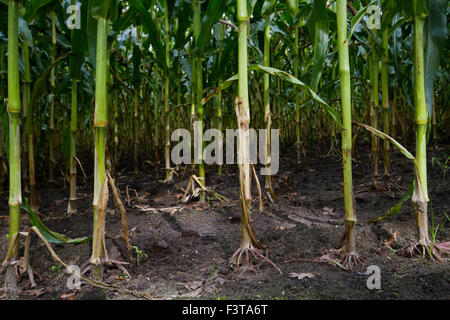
[0, 142, 449, 300]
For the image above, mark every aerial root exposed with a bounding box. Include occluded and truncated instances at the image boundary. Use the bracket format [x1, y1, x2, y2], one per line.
[229, 246, 282, 276]
[339, 252, 367, 270]
[181, 175, 229, 204]
[324, 146, 341, 160]
[402, 241, 450, 262]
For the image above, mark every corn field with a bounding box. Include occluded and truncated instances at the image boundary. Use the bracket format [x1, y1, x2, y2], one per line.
[0, 0, 449, 301]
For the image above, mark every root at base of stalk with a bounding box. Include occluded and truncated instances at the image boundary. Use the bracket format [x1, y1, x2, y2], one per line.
[229, 245, 282, 275]
[402, 240, 450, 262]
[339, 252, 367, 270]
[337, 221, 367, 271]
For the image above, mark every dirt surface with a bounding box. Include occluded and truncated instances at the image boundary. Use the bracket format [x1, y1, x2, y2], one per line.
[0, 142, 449, 300]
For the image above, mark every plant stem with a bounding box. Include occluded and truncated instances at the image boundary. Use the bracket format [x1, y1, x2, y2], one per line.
[264, 14, 276, 201]
[7, 0, 21, 260]
[337, 0, 357, 254]
[49, 11, 56, 183]
[217, 23, 223, 175]
[91, 14, 110, 270]
[154, 67, 160, 161]
[193, 0, 205, 200]
[381, 28, 391, 186]
[68, 80, 77, 213]
[236, 0, 262, 251]
[0, 43, 5, 193]
[413, 15, 430, 245]
[369, 37, 379, 184]
[164, 0, 172, 181]
[22, 37, 35, 209]
[293, 2, 301, 164]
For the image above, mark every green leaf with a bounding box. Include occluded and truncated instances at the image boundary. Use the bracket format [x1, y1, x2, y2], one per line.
[261, 0, 276, 16]
[31, 52, 71, 106]
[348, 0, 377, 41]
[86, 0, 98, 67]
[201, 74, 238, 106]
[69, 0, 88, 80]
[18, 16, 33, 45]
[202, 65, 342, 128]
[91, 0, 112, 20]
[354, 122, 415, 160]
[284, 0, 298, 16]
[424, 0, 447, 117]
[174, 0, 191, 49]
[0, 104, 9, 164]
[306, 0, 329, 91]
[402, 0, 428, 20]
[367, 181, 414, 224]
[62, 125, 71, 169]
[251, 65, 342, 128]
[23, 0, 54, 22]
[248, 0, 258, 17]
[195, 0, 231, 55]
[22, 199, 90, 244]
[130, 0, 167, 72]
[132, 44, 142, 88]
[112, 5, 137, 32]
[87, 0, 117, 68]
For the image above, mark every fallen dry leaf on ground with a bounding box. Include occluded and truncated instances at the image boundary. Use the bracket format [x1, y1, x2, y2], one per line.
[322, 207, 336, 216]
[289, 272, 315, 280]
[384, 231, 399, 248]
[185, 280, 203, 290]
[22, 288, 46, 297]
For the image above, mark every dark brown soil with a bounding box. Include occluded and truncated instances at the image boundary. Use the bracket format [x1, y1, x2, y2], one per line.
[0, 143, 449, 300]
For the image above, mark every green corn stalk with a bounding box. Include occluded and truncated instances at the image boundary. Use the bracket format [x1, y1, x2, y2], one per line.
[154, 66, 160, 161]
[6, 0, 22, 262]
[24, 38, 36, 211]
[369, 37, 379, 184]
[236, 0, 263, 253]
[133, 33, 140, 173]
[48, 11, 56, 183]
[336, 0, 358, 256]
[0, 43, 5, 193]
[113, 87, 119, 165]
[263, 14, 276, 202]
[381, 28, 391, 186]
[90, 8, 110, 275]
[293, 0, 301, 164]
[217, 23, 224, 175]
[133, 83, 138, 173]
[193, 0, 205, 201]
[163, 0, 172, 181]
[412, 10, 430, 247]
[68, 79, 77, 214]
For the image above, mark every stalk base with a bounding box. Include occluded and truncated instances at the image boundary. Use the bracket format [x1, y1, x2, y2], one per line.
[229, 245, 282, 275]
[402, 240, 450, 262]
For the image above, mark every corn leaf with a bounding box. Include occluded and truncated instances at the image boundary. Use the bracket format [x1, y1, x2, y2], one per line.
[424, 0, 447, 117]
[306, 0, 329, 90]
[348, 0, 377, 41]
[367, 181, 415, 224]
[354, 122, 415, 160]
[22, 199, 90, 244]
[251, 65, 342, 128]
[69, 0, 88, 80]
[130, 0, 167, 72]
[195, 0, 231, 55]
